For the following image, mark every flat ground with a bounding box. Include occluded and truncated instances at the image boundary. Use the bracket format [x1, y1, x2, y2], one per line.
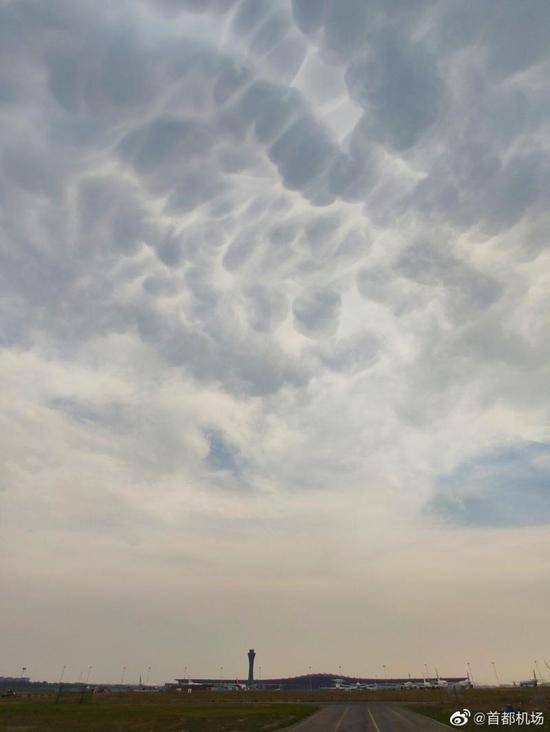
[2, 687, 550, 731]
[0, 694, 315, 732]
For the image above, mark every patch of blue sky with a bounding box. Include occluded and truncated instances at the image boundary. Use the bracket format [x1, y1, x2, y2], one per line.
[428, 442, 550, 528]
[204, 429, 241, 475]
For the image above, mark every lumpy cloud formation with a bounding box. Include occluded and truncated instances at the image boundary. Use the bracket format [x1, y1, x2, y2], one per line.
[1, 0, 550, 542]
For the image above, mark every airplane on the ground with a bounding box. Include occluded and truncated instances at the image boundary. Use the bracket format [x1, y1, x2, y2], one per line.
[319, 678, 362, 691]
[344, 682, 378, 690]
[214, 681, 248, 691]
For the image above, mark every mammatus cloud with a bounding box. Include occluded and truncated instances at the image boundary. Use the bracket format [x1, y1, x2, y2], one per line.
[1, 0, 550, 684]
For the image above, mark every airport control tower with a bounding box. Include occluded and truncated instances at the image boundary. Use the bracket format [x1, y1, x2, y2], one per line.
[247, 649, 256, 686]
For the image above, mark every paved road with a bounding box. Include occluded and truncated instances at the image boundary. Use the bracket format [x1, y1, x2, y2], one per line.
[286, 702, 450, 731]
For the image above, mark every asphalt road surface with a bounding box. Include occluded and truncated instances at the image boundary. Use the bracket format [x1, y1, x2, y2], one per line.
[287, 702, 450, 731]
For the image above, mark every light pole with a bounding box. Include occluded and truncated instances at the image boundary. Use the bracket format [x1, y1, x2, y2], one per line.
[146, 666, 151, 686]
[308, 665, 312, 692]
[79, 666, 91, 705]
[120, 666, 126, 685]
[55, 665, 67, 704]
[383, 665, 387, 684]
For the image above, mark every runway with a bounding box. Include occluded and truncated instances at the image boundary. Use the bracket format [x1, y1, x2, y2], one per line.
[286, 702, 450, 731]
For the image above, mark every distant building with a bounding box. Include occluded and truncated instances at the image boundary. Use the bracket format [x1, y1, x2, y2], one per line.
[174, 672, 469, 692]
[0, 677, 30, 684]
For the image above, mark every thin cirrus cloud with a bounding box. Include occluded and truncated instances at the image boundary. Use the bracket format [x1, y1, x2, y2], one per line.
[1, 0, 550, 683]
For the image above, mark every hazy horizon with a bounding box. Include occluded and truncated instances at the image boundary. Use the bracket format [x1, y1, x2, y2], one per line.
[2, 0, 550, 688]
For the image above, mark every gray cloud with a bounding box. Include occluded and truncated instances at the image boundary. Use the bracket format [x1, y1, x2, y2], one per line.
[346, 32, 444, 150]
[243, 285, 288, 333]
[293, 288, 341, 339]
[315, 332, 381, 374]
[269, 115, 338, 194]
[395, 239, 503, 320]
[119, 117, 214, 175]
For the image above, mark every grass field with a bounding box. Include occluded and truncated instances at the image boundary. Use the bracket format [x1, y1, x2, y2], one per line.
[410, 686, 550, 729]
[0, 693, 316, 732]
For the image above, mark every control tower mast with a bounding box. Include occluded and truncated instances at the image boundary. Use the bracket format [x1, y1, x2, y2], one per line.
[247, 649, 256, 686]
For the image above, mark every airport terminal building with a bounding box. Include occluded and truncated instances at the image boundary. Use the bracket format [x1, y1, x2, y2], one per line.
[174, 649, 469, 691]
[174, 673, 469, 691]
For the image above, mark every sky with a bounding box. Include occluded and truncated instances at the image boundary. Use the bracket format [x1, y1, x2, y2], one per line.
[1, 0, 550, 687]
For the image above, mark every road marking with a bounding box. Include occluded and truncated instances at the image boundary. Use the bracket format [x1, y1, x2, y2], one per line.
[334, 706, 349, 731]
[368, 707, 382, 732]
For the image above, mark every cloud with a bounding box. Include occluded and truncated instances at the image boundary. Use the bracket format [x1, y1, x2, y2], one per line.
[394, 239, 503, 321]
[2, 0, 550, 684]
[269, 115, 338, 195]
[292, 288, 341, 339]
[345, 31, 444, 150]
[315, 332, 381, 374]
[119, 117, 215, 175]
